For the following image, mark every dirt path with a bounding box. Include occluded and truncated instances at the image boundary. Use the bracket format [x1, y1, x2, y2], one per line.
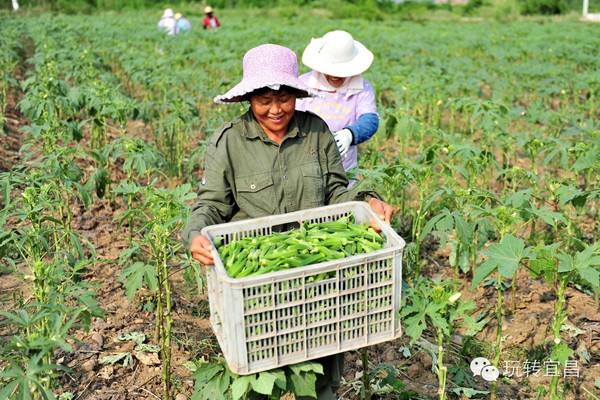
[0, 38, 30, 172]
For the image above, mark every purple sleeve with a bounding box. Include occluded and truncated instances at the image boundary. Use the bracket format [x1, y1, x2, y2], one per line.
[295, 97, 308, 112]
[355, 80, 378, 117]
[295, 72, 312, 112]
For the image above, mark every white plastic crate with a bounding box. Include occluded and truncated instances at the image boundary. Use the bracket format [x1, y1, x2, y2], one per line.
[201, 201, 405, 375]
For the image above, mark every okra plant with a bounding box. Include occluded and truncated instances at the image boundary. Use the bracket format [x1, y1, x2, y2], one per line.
[471, 234, 528, 400]
[529, 242, 600, 399]
[401, 277, 486, 400]
[0, 161, 101, 398]
[119, 183, 196, 400]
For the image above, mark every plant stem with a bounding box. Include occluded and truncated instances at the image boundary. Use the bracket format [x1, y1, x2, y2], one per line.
[412, 195, 425, 277]
[510, 273, 518, 312]
[549, 277, 567, 400]
[155, 262, 164, 342]
[491, 279, 504, 400]
[362, 348, 370, 400]
[470, 240, 477, 279]
[437, 330, 447, 400]
[127, 193, 133, 244]
[162, 249, 173, 400]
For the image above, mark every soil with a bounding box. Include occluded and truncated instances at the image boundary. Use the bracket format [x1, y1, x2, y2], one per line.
[0, 51, 26, 172]
[1, 49, 599, 400]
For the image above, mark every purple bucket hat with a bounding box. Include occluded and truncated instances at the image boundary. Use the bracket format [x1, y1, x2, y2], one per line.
[214, 44, 316, 104]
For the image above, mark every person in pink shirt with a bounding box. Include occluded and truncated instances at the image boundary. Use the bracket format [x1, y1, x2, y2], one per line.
[296, 30, 379, 173]
[202, 6, 221, 30]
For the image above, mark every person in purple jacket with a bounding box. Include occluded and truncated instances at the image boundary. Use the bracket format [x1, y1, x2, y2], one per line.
[296, 30, 379, 174]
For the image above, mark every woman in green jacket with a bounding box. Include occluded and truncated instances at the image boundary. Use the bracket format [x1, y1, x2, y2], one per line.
[184, 43, 394, 399]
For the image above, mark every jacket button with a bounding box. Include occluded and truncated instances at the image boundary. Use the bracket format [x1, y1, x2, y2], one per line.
[250, 184, 256, 190]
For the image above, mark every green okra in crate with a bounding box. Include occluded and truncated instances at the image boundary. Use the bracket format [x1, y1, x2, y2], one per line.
[215, 216, 385, 279]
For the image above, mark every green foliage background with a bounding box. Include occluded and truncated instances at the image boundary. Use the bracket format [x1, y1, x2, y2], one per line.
[5, 0, 596, 16]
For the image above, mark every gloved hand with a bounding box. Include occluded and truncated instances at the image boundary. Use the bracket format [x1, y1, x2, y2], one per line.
[333, 129, 353, 157]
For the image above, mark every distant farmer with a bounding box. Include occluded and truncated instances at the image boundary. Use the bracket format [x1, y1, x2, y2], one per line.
[296, 30, 379, 174]
[175, 12, 192, 33]
[183, 43, 395, 400]
[202, 6, 221, 30]
[157, 8, 177, 36]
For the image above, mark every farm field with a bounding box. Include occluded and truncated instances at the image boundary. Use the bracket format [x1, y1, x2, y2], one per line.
[1, 9, 599, 400]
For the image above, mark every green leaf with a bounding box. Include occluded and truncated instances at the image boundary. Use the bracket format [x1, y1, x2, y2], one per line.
[118, 331, 146, 345]
[272, 369, 287, 391]
[402, 313, 427, 344]
[184, 361, 198, 373]
[560, 244, 600, 289]
[289, 361, 324, 375]
[231, 375, 253, 400]
[58, 392, 75, 400]
[453, 213, 473, 244]
[0, 381, 18, 400]
[484, 234, 525, 278]
[399, 346, 412, 358]
[462, 313, 489, 336]
[557, 253, 574, 273]
[216, 369, 232, 395]
[472, 259, 497, 288]
[451, 387, 490, 398]
[419, 212, 447, 242]
[251, 371, 278, 395]
[119, 262, 158, 301]
[572, 147, 599, 172]
[574, 244, 600, 268]
[577, 267, 599, 290]
[426, 303, 450, 336]
[531, 206, 567, 227]
[528, 244, 560, 281]
[506, 189, 532, 209]
[555, 185, 584, 207]
[99, 352, 133, 367]
[290, 372, 317, 398]
[550, 342, 573, 365]
[193, 362, 224, 386]
[199, 377, 227, 400]
[136, 343, 160, 353]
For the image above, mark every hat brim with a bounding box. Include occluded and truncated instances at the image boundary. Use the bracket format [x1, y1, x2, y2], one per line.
[214, 73, 316, 104]
[302, 38, 374, 78]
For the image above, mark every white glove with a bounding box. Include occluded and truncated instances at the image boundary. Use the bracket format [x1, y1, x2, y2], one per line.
[333, 129, 353, 157]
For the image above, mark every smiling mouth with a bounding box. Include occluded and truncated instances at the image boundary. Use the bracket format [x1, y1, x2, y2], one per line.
[269, 115, 285, 122]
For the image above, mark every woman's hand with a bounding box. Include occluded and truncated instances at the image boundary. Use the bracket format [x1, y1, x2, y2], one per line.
[367, 197, 396, 231]
[190, 235, 215, 266]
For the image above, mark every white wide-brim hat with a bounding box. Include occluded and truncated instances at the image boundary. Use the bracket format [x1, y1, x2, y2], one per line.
[302, 30, 373, 78]
[204, 6, 213, 13]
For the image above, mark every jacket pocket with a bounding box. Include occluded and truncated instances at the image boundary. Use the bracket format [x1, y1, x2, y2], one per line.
[301, 162, 325, 207]
[234, 172, 276, 216]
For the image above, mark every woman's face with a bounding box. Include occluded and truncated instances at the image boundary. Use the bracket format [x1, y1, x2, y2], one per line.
[250, 89, 296, 137]
[324, 74, 346, 88]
